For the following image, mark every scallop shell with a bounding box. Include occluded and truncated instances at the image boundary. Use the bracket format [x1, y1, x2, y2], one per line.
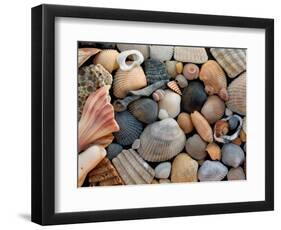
[181, 81, 207, 113]
[117, 44, 149, 59]
[117, 50, 144, 71]
[201, 95, 225, 124]
[114, 111, 143, 146]
[185, 134, 207, 160]
[152, 89, 166, 102]
[165, 61, 178, 78]
[128, 98, 158, 124]
[144, 59, 170, 84]
[210, 48, 246, 78]
[150, 45, 174, 61]
[183, 63, 199, 80]
[198, 160, 228, 181]
[78, 87, 120, 152]
[199, 60, 228, 101]
[113, 66, 147, 98]
[158, 90, 181, 118]
[177, 112, 193, 134]
[112, 149, 155, 184]
[226, 72, 246, 115]
[93, 49, 119, 73]
[138, 118, 186, 162]
[106, 143, 123, 160]
[175, 74, 188, 88]
[227, 167, 246, 180]
[78, 48, 101, 67]
[222, 143, 245, 168]
[190, 111, 213, 142]
[174, 47, 208, 63]
[167, 81, 182, 95]
[206, 142, 221, 161]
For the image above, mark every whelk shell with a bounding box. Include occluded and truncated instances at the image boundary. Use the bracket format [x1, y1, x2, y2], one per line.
[78, 48, 101, 67]
[158, 90, 181, 118]
[117, 44, 149, 59]
[198, 160, 228, 181]
[201, 95, 225, 124]
[116, 50, 144, 71]
[183, 63, 199, 80]
[167, 81, 182, 95]
[144, 59, 170, 85]
[93, 49, 119, 73]
[190, 111, 213, 142]
[150, 45, 174, 61]
[174, 47, 208, 63]
[177, 112, 193, 134]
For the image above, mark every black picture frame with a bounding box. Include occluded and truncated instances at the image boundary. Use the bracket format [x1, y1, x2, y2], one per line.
[31, 4, 274, 225]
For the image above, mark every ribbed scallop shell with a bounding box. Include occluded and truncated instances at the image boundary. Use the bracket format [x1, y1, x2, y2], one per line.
[198, 160, 228, 181]
[210, 48, 246, 78]
[93, 49, 119, 73]
[113, 66, 147, 98]
[183, 63, 199, 80]
[174, 47, 208, 63]
[112, 149, 155, 184]
[144, 59, 170, 85]
[167, 81, 182, 95]
[150, 45, 174, 61]
[117, 44, 149, 59]
[190, 111, 213, 142]
[201, 95, 225, 124]
[138, 118, 186, 162]
[78, 48, 101, 67]
[226, 72, 246, 115]
[114, 111, 143, 146]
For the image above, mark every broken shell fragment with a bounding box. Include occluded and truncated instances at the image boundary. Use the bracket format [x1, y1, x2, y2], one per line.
[117, 50, 144, 71]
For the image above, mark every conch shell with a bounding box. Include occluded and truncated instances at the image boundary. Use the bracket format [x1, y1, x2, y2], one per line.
[190, 111, 213, 142]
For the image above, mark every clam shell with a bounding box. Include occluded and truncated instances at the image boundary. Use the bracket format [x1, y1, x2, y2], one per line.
[201, 95, 225, 124]
[198, 160, 228, 181]
[181, 81, 207, 113]
[152, 89, 166, 102]
[206, 142, 221, 161]
[117, 50, 144, 71]
[112, 149, 155, 184]
[113, 66, 147, 98]
[144, 59, 170, 85]
[199, 60, 228, 101]
[177, 112, 193, 134]
[175, 74, 188, 88]
[222, 143, 245, 168]
[117, 44, 149, 59]
[78, 48, 101, 67]
[185, 134, 207, 160]
[174, 47, 208, 63]
[106, 143, 123, 160]
[150, 45, 174, 61]
[114, 111, 143, 146]
[210, 48, 246, 78]
[176, 62, 183, 74]
[227, 167, 246, 180]
[226, 72, 246, 115]
[183, 63, 199, 80]
[190, 111, 213, 142]
[167, 81, 182, 95]
[93, 49, 119, 73]
[128, 98, 158, 124]
[138, 118, 186, 162]
[158, 90, 181, 118]
[165, 61, 178, 78]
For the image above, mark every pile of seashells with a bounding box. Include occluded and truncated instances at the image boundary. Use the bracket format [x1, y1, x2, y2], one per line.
[78, 42, 247, 187]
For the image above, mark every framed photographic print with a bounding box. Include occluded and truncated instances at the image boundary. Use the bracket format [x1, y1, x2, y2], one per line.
[31, 4, 274, 225]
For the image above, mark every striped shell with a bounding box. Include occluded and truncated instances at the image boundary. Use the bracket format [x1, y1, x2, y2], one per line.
[167, 81, 182, 95]
[117, 44, 149, 59]
[210, 48, 246, 78]
[144, 59, 170, 84]
[174, 47, 208, 63]
[138, 118, 186, 162]
[198, 160, 228, 181]
[158, 90, 181, 118]
[93, 49, 119, 73]
[183, 63, 199, 80]
[226, 72, 246, 115]
[190, 111, 213, 142]
[112, 149, 155, 184]
[201, 95, 225, 124]
[165, 61, 178, 78]
[117, 50, 144, 71]
[78, 48, 101, 67]
[150, 45, 174, 61]
[113, 66, 147, 98]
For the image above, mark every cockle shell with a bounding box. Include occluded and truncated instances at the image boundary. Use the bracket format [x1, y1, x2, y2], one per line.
[78, 48, 101, 67]
[144, 59, 170, 84]
[113, 66, 147, 98]
[222, 143, 245, 168]
[226, 72, 246, 115]
[167, 81, 182, 95]
[174, 47, 208, 63]
[116, 50, 144, 71]
[138, 118, 186, 162]
[158, 90, 181, 118]
[199, 60, 228, 101]
[112, 149, 155, 184]
[201, 95, 225, 124]
[198, 160, 228, 181]
[206, 142, 221, 160]
[165, 61, 178, 78]
[117, 44, 149, 59]
[106, 143, 123, 160]
[78, 87, 119, 152]
[176, 62, 183, 74]
[185, 134, 207, 160]
[78, 145, 106, 187]
[227, 167, 246, 180]
[128, 98, 158, 124]
[93, 49, 119, 73]
[183, 63, 199, 80]
[152, 89, 166, 102]
[114, 111, 143, 146]
[175, 74, 188, 88]
[177, 112, 193, 134]
[210, 48, 246, 78]
[181, 81, 207, 113]
[190, 111, 213, 142]
[150, 45, 174, 61]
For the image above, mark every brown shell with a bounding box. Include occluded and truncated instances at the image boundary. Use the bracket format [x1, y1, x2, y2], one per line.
[201, 95, 225, 124]
[177, 112, 193, 134]
[206, 142, 221, 160]
[190, 111, 213, 142]
[93, 49, 119, 73]
[167, 81, 182, 95]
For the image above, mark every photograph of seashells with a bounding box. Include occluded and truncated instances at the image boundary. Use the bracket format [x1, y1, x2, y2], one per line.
[78, 42, 247, 187]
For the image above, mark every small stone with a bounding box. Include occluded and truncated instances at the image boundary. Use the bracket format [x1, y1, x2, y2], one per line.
[198, 160, 228, 181]
[158, 109, 169, 120]
[227, 167, 246, 180]
[155, 162, 172, 179]
[132, 139, 140, 149]
[176, 62, 183, 74]
[225, 108, 233, 116]
[206, 142, 221, 160]
[159, 179, 171, 184]
[229, 116, 239, 130]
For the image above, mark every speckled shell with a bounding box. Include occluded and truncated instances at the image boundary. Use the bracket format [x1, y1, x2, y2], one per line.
[138, 118, 186, 162]
[226, 72, 246, 115]
[181, 81, 207, 113]
[114, 111, 143, 146]
[201, 95, 225, 124]
[106, 143, 123, 160]
[93, 49, 119, 73]
[165, 61, 178, 78]
[150, 45, 174, 61]
[116, 50, 144, 71]
[113, 66, 147, 98]
[158, 90, 181, 118]
[144, 59, 170, 84]
[128, 98, 158, 124]
[210, 48, 246, 78]
[227, 167, 246, 180]
[117, 44, 149, 59]
[175, 74, 188, 88]
[174, 47, 208, 63]
[183, 63, 199, 80]
[198, 160, 228, 181]
[152, 89, 166, 102]
[78, 48, 101, 67]
[185, 134, 207, 160]
[222, 143, 245, 168]
[167, 81, 182, 95]
[112, 149, 155, 184]
[190, 111, 213, 142]
[199, 60, 228, 101]
[177, 112, 193, 134]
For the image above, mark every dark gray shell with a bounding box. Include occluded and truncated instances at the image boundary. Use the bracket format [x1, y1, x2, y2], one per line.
[222, 143, 245, 168]
[114, 111, 143, 146]
[106, 143, 123, 160]
[181, 81, 207, 113]
[144, 59, 170, 85]
[198, 160, 228, 181]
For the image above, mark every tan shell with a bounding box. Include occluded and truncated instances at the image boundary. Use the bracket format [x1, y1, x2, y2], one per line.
[177, 112, 193, 134]
[167, 81, 182, 95]
[206, 142, 221, 160]
[210, 48, 246, 78]
[112, 149, 155, 184]
[201, 95, 225, 124]
[199, 60, 228, 101]
[174, 47, 208, 63]
[78, 48, 101, 67]
[117, 44, 149, 59]
[113, 66, 147, 98]
[176, 62, 183, 74]
[226, 72, 246, 115]
[93, 49, 119, 73]
[190, 111, 213, 142]
[165, 61, 178, 78]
